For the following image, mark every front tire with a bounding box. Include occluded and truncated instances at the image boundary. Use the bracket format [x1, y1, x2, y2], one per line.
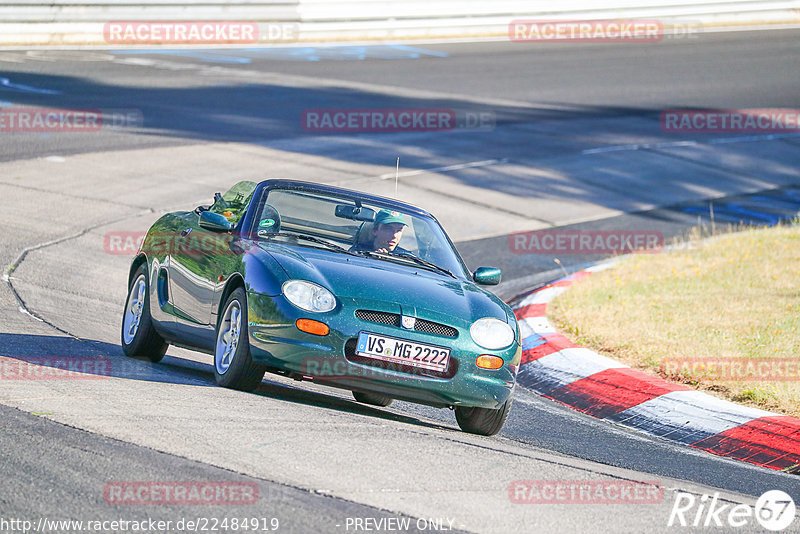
[214, 287, 266, 391]
[353, 391, 393, 407]
[455, 397, 513, 436]
[121, 264, 168, 362]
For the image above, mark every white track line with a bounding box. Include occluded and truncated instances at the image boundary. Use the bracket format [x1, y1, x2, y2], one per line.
[583, 132, 800, 155]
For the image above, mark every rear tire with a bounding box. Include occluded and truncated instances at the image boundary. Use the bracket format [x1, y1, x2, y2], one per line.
[214, 287, 266, 391]
[455, 396, 513, 436]
[121, 264, 167, 362]
[352, 391, 393, 407]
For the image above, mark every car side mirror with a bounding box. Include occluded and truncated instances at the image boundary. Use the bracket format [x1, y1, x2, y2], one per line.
[198, 211, 233, 232]
[473, 267, 501, 285]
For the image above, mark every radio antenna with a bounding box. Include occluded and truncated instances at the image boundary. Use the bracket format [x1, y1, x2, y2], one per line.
[395, 157, 399, 196]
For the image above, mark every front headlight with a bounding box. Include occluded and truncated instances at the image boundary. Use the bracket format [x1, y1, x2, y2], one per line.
[282, 280, 336, 313]
[470, 317, 515, 350]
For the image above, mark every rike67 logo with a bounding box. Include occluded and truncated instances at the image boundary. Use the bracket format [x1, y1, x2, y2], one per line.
[669, 490, 795, 531]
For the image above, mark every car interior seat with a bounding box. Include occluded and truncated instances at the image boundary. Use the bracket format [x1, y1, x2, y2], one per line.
[353, 222, 374, 248]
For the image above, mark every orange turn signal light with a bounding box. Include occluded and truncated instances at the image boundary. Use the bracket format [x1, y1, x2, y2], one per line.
[476, 355, 504, 370]
[296, 319, 329, 336]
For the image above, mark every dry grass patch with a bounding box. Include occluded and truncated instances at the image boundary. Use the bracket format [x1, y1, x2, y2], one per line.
[549, 224, 800, 417]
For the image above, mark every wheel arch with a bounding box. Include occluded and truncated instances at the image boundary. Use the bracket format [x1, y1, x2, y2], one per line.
[128, 254, 148, 286]
[216, 274, 246, 327]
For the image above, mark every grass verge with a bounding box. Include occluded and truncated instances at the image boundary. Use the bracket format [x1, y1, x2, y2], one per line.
[548, 223, 800, 417]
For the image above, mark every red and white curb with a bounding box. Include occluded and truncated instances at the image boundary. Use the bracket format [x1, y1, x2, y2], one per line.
[512, 264, 800, 473]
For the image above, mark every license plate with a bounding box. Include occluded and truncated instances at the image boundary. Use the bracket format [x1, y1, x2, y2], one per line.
[356, 332, 450, 373]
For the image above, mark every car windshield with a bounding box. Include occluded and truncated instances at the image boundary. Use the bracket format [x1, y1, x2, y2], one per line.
[254, 187, 470, 279]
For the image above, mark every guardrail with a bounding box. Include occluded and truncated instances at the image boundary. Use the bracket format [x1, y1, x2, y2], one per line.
[1, 0, 798, 45]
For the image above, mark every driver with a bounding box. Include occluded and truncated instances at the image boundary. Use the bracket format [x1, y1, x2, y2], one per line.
[351, 209, 409, 254]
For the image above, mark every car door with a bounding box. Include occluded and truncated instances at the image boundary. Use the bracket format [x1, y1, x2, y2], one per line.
[167, 212, 223, 346]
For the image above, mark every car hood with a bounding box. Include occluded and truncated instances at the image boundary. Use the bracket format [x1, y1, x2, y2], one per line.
[256, 242, 510, 328]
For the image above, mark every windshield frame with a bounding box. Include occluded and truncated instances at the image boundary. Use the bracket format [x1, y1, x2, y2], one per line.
[241, 180, 472, 280]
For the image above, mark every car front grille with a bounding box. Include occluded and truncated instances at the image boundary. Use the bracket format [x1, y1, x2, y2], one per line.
[354, 309, 400, 327]
[343, 338, 457, 379]
[415, 319, 458, 337]
[354, 309, 458, 338]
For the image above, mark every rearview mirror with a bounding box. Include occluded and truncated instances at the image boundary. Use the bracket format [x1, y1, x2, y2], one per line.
[198, 211, 233, 232]
[473, 267, 501, 285]
[335, 204, 375, 222]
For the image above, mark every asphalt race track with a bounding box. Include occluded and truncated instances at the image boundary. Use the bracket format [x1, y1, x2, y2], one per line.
[2, 29, 800, 533]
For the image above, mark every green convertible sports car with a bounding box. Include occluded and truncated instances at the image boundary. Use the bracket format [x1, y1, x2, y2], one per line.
[121, 179, 520, 435]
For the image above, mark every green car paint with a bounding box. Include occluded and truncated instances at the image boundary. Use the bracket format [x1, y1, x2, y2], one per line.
[127, 179, 520, 423]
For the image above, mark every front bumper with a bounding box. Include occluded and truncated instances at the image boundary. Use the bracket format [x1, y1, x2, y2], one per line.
[246, 292, 519, 409]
